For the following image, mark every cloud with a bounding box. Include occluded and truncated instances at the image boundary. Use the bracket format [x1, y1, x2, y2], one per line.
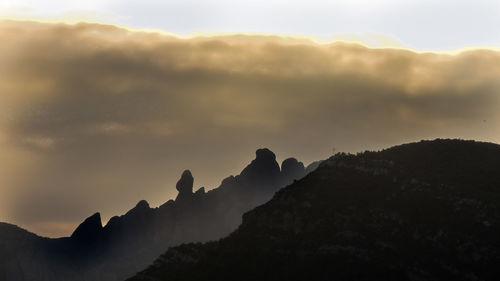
[21, 136, 56, 149]
[1, 20, 499, 237]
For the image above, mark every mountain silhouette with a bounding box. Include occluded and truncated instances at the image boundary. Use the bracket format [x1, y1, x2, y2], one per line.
[71, 212, 103, 243]
[128, 139, 500, 281]
[0, 148, 319, 281]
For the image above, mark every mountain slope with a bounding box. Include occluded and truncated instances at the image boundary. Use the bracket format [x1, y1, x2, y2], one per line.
[0, 149, 319, 281]
[129, 139, 500, 281]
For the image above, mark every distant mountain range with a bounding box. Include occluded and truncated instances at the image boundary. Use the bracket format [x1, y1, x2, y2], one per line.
[128, 139, 500, 281]
[0, 148, 320, 281]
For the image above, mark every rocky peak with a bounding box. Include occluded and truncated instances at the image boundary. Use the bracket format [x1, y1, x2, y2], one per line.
[71, 212, 103, 241]
[221, 175, 236, 186]
[281, 158, 305, 174]
[175, 170, 194, 202]
[125, 200, 151, 215]
[118, 200, 153, 227]
[280, 158, 306, 186]
[255, 148, 276, 161]
[194, 187, 205, 195]
[135, 200, 150, 210]
[240, 148, 281, 186]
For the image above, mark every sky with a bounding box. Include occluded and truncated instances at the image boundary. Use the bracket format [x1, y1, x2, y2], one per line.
[1, 0, 500, 50]
[0, 1, 499, 237]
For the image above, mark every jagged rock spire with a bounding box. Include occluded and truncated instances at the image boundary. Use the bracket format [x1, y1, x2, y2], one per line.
[175, 170, 194, 202]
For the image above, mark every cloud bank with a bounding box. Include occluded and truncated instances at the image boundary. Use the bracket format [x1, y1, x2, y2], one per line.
[1, 20, 499, 237]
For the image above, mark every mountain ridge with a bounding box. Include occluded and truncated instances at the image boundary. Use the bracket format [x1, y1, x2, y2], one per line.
[0, 148, 319, 281]
[129, 139, 500, 281]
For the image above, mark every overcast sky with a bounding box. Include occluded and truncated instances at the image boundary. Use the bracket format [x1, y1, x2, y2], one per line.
[0, 2, 499, 238]
[1, 0, 500, 50]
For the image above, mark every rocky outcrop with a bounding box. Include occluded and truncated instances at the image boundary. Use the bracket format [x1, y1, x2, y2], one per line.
[175, 170, 194, 202]
[70, 212, 102, 243]
[194, 187, 205, 196]
[280, 158, 306, 186]
[129, 200, 151, 214]
[240, 148, 281, 187]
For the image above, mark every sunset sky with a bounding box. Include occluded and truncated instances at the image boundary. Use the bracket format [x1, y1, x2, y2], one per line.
[1, 1, 499, 237]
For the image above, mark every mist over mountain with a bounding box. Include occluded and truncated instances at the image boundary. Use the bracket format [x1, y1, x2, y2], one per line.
[0, 149, 317, 281]
[129, 139, 500, 281]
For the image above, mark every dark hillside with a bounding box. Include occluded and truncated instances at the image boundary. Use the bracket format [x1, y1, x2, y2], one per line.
[130, 139, 500, 281]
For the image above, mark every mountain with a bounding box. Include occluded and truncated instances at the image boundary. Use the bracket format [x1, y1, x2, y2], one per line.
[129, 139, 500, 281]
[0, 149, 319, 281]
